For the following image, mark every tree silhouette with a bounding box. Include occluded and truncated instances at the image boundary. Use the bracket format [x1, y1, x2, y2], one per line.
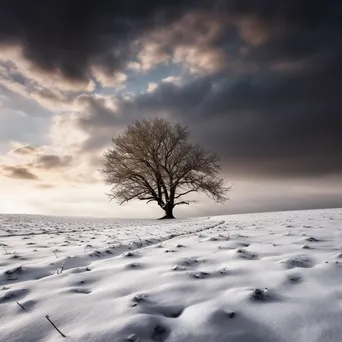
[102, 118, 229, 219]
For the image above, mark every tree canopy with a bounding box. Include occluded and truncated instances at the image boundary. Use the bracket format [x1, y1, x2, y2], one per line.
[102, 118, 229, 218]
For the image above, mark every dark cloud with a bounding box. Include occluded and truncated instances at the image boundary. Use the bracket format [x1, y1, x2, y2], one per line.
[73, 53, 342, 178]
[35, 155, 73, 170]
[2, 165, 39, 180]
[143, 64, 342, 177]
[1, 1, 339, 81]
[0, 0, 209, 81]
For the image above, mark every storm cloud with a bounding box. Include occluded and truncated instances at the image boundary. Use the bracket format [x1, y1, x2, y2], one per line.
[0, 1, 339, 78]
[0, 0, 209, 80]
[74, 63, 342, 178]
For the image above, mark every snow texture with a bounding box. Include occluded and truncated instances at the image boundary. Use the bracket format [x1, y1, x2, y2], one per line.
[1, 209, 342, 341]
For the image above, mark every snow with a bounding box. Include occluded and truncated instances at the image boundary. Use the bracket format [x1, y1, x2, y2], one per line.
[1, 208, 342, 341]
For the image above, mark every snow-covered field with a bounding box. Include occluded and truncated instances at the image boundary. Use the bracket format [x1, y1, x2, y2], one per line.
[1, 209, 342, 342]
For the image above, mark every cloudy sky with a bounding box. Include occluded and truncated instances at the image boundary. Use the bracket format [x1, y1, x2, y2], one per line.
[0, 1, 341, 218]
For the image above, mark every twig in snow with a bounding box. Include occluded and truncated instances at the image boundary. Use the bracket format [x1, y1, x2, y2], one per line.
[135, 235, 143, 247]
[45, 314, 66, 338]
[57, 264, 64, 274]
[16, 301, 26, 311]
[5, 266, 22, 275]
[51, 264, 64, 275]
[53, 250, 59, 259]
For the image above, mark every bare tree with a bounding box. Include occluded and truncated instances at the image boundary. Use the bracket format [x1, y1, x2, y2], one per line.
[102, 118, 229, 219]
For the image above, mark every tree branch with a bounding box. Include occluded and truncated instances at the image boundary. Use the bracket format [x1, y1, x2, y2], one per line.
[174, 200, 197, 207]
[174, 189, 198, 199]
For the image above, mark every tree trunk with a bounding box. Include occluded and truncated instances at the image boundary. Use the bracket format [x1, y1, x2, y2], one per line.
[161, 204, 175, 219]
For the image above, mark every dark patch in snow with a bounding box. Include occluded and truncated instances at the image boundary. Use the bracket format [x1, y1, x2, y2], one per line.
[70, 288, 91, 294]
[188, 271, 210, 279]
[151, 325, 169, 342]
[171, 265, 186, 271]
[236, 248, 258, 260]
[124, 251, 135, 257]
[281, 255, 315, 269]
[131, 294, 147, 307]
[250, 288, 271, 301]
[125, 263, 143, 269]
[306, 237, 320, 242]
[287, 274, 302, 283]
